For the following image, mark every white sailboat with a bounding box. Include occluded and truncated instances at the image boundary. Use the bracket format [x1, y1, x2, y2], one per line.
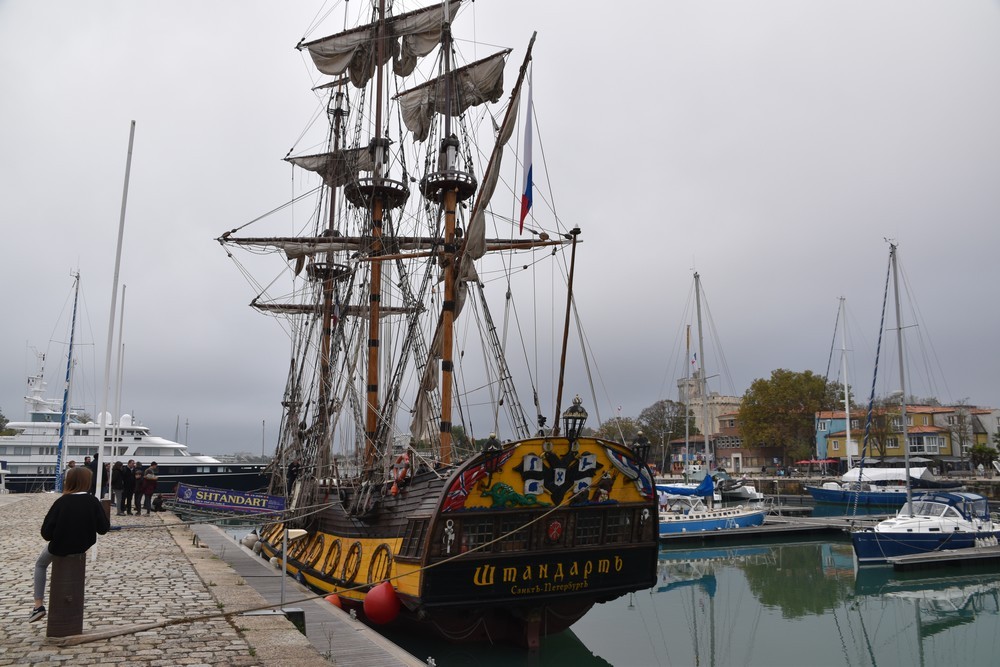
[851, 243, 1000, 564]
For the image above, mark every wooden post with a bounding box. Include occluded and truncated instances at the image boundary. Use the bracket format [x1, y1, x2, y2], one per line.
[47, 553, 86, 637]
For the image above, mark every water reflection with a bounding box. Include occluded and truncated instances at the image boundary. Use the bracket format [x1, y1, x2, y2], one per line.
[569, 539, 1000, 666]
[224, 518, 1000, 666]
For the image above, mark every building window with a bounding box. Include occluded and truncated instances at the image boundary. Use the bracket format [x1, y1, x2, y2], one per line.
[832, 440, 840, 451]
[850, 419, 860, 430]
[946, 416, 957, 426]
[818, 420, 829, 432]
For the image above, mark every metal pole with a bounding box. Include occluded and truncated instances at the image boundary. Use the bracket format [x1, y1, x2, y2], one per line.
[96, 121, 135, 500]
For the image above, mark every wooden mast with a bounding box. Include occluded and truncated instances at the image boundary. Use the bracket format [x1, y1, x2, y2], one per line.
[551, 228, 581, 436]
[315, 90, 347, 480]
[363, 0, 389, 471]
[438, 2, 457, 465]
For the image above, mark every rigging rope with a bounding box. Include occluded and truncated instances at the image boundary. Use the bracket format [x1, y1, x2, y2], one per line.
[853, 251, 893, 519]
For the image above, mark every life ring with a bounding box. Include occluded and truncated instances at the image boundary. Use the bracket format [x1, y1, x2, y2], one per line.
[392, 453, 412, 484]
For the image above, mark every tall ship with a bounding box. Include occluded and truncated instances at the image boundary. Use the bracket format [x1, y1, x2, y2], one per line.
[217, 0, 659, 647]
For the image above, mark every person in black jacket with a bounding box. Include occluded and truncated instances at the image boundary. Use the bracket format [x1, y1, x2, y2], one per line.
[110, 461, 125, 515]
[121, 459, 137, 515]
[29, 466, 110, 623]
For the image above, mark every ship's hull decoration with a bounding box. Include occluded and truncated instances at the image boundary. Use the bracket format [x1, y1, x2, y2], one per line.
[255, 438, 658, 646]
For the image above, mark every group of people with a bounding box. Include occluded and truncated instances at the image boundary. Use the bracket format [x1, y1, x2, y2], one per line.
[109, 459, 160, 516]
[63, 455, 161, 516]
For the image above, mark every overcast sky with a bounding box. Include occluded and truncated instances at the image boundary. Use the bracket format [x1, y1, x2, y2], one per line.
[2, 1, 999, 456]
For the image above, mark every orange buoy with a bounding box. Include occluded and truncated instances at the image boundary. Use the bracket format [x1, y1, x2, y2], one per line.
[324, 594, 342, 608]
[390, 481, 399, 496]
[363, 581, 400, 625]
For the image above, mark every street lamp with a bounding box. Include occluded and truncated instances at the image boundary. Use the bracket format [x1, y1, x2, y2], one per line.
[562, 395, 588, 450]
[631, 430, 651, 464]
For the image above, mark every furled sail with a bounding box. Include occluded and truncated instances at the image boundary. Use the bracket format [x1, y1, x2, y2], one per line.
[299, 1, 462, 87]
[396, 50, 510, 141]
[251, 302, 421, 318]
[225, 235, 564, 262]
[286, 148, 375, 189]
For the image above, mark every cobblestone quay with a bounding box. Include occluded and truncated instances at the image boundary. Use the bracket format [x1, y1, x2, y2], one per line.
[0, 494, 327, 667]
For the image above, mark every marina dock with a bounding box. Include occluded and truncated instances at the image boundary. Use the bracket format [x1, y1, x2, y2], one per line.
[885, 544, 1000, 570]
[658, 512, 888, 544]
[0, 493, 422, 667]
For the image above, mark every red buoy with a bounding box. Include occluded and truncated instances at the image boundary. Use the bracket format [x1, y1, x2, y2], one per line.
[363, 581, 400, 624]
[324, 594, 342, 609]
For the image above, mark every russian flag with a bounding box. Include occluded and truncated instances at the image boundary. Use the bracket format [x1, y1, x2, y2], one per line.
[519, 74, 533, 233]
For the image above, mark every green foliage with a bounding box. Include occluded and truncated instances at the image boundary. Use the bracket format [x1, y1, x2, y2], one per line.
[970, 444, 998, 470]
[593, 416, 639, 444]
[0, 408, 13, 436]
[738, 369, 840, 465]
[636, 399, 698, 443]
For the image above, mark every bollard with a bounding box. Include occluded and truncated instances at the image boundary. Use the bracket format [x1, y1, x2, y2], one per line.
[47, 553, 86, 637]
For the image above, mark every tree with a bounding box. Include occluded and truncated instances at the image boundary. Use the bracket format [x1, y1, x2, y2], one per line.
[970, 444, 997, 476]
[593, 416, 640, 444]
[0, 408, 13, 436]
[863, 397, 901, 463]
[738, 369, 840, 467]
[946, 400, 973, 469]
[636, 399, 698, 467]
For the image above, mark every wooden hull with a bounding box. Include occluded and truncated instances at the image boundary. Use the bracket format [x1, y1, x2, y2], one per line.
[257, 437, 659, 647]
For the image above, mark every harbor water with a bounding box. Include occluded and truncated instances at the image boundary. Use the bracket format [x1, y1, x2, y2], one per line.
[379, 533, 1000, 667]
[225, 524, 1000, 666]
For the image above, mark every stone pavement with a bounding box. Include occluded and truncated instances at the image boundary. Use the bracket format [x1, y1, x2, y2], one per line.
[0, 493, 328, 667]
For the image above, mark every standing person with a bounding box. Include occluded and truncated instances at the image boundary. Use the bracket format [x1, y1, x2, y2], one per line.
[141, 462, 159, 516]
[132, 463, 144, 515]
[121, 460, 136, 515]
[286, 459, 301, 495]
[110, 462, 125, 515]
[86, 454, 99, 495]
[28, 466, 110, 622]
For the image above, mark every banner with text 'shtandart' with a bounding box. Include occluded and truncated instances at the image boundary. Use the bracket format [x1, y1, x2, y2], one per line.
[175, 483, 286, 514]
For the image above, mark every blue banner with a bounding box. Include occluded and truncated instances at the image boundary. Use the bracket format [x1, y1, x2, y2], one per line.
[175, 483, 285, 514]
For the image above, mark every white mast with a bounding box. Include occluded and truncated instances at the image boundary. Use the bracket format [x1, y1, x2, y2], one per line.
[889, 243, 913, 510]
[694, 272, 710, 471]
[839, 297, 853, 469]
[95, 120, 135, 499]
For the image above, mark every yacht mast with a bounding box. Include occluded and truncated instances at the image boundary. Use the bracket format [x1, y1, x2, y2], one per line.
[839, 297, 852, 468]
[889, 243, 913, 510]
[96, 120, 135, 499]
[694, 273, 710, 471]
[54, 272, 80, 492]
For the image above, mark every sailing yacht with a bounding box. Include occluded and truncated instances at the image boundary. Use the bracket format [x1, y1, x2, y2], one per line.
[218, 1, 658, 647]
[851, 244, 999, 564]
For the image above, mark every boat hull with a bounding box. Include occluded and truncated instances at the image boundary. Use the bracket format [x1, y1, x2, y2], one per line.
[257, 437, 659, 647]
[658, 506, 766, 535]
[2, 465, 270, 494]
[851, 528, 1000, 565]
[805, 485, 908, 506]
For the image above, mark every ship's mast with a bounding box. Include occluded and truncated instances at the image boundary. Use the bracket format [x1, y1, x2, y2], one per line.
[362, 0, 391, 472]
[421, 0, 477, 464]
[315, 88, 348, 479]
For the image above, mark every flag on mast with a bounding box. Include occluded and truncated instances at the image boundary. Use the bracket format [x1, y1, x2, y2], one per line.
[519, 73, 533, 233]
